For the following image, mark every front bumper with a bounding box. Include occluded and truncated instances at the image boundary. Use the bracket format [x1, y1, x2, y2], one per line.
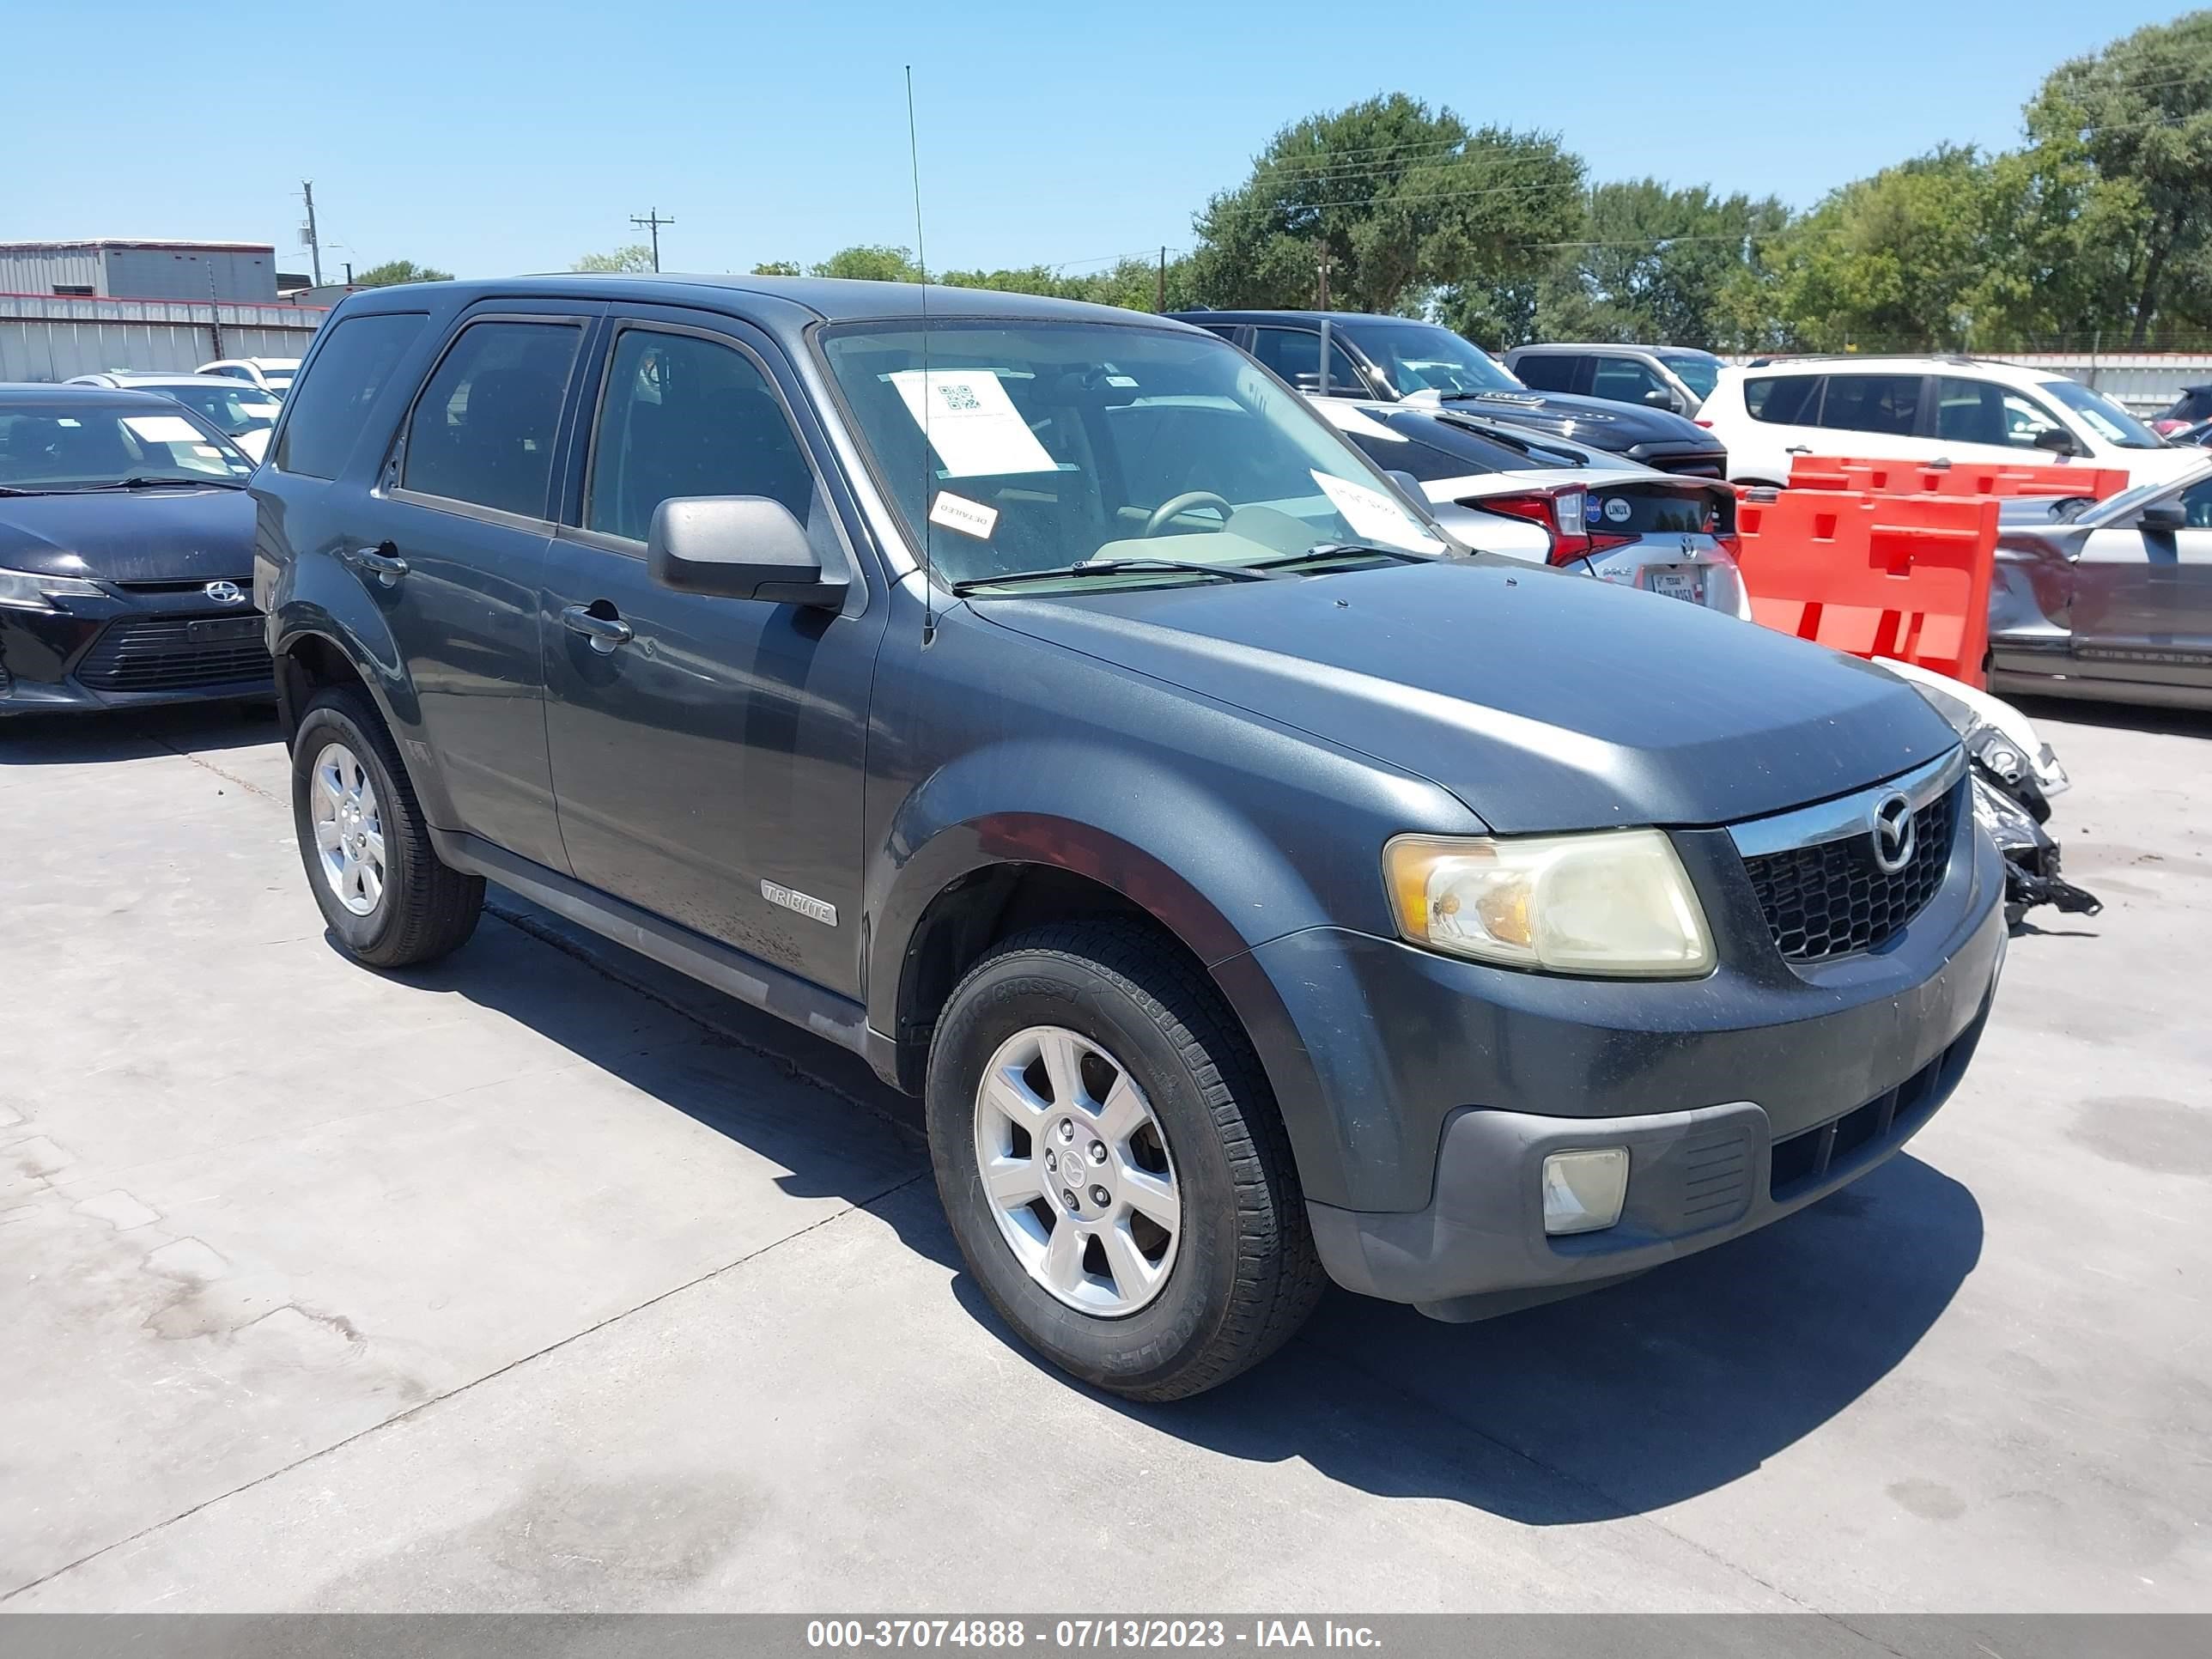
[1308, 976, 1994, 1320]
[0, 590, 273, 715]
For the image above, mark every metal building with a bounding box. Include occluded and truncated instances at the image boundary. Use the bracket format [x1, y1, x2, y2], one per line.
[0, 240, 281, 304]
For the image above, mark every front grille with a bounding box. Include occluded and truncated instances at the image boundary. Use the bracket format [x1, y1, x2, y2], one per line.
[1742, 783, 1957, 962]
[75, 614, 272, 693]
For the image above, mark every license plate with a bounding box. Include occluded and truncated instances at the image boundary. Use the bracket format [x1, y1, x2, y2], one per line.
[185, 615, 262, 644]
[1645, 566, 1704, 605]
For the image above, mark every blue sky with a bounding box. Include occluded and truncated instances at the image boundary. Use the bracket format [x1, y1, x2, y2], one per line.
[10, 1, 2185, 283]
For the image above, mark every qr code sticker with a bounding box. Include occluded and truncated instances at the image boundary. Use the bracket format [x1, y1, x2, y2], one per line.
[939, 384, 981, 411]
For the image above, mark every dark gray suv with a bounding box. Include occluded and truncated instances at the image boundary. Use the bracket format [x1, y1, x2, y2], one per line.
[255, 276, 2005, 1400]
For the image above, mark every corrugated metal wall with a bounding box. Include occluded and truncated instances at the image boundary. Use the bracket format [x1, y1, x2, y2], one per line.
[0, 295, 325, 381]
[0, 246, 101, 295]
[103, 246, 279, 302]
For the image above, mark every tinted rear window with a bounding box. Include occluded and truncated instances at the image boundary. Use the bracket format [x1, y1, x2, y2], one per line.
[1816, 374, 1923, 437]
[1512, 353, 1582, 392]
[400, 320, 583, 518]
[275, 312, 428, 478]
[1744, 374, 1821, 424]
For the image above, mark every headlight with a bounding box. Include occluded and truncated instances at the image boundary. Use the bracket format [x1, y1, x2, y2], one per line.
[1383, 828, 1714, 977]
[0, 567, 104, 611]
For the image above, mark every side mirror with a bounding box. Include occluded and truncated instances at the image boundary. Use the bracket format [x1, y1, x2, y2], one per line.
[1383, 470, 1426, 504]
[647, 496, 847, 608]
[1642, 387, 1680, 411]
[2032, 426, 2081, 457]
[2137, 501, 2188, 533]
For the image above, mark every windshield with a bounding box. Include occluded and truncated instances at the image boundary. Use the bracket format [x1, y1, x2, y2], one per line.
[2041, 379, 2163, 450]
[2086, 464, 2212, 527]
[818, 319, 1445, 591]
[164, 384, 282, 437]
[0, 404, 252, 490]
[1340, 322, 1523, 398]
[1661, 354, 1722, 400]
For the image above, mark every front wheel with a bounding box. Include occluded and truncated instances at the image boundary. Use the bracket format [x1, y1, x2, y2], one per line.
[927, 921, 1324, 1401]
[289, 686, 483, 968]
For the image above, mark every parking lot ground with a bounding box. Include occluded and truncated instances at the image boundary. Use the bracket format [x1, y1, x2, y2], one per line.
[1, 701, 2207, 1617]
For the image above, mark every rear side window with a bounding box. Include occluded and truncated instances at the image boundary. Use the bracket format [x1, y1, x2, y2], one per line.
[1513, 353, 1582, 392]
[1249, 327, 1364, 393]
[1816, 374, 1923, 437]
[585, 328, 817, 542]
[400, 320, 582, 518]
[274, 312, 428, 478]
[1744, 374, 1821, 425]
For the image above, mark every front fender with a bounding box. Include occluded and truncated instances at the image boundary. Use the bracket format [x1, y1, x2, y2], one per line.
[267, 550, 456, 827]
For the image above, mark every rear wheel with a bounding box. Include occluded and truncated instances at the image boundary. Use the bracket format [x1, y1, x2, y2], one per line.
[289, 686, 483, 968]
[927, 921, 1324, 1401]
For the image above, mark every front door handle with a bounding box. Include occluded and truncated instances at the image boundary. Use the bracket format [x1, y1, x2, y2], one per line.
[349, 544, 409, 586]
[561, 602, 634, 653]
[1784, 445, 1813, 455]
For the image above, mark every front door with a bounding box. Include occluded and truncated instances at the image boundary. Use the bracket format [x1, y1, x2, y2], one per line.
[356, 303, 600, 872]
[2068, 474, 2212, 698]
[539, 311, 887, 995]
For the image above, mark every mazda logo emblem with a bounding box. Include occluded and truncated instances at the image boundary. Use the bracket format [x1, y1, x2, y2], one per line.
[204, 580, 245, 605]
[1869, 792, 1917, 875]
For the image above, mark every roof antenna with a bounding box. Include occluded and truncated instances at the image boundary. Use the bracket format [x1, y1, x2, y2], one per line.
[906, 64, 936, 647]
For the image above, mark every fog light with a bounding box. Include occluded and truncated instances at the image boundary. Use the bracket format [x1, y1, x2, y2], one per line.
[1541, 1148, 1629, 1235]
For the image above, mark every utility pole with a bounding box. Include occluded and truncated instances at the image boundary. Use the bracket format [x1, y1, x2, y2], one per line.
[301, 179, 324, 287]
[630, 207, 676, 272]
[1316, 240, 1331, 309]
[1156, 245, 1167, 313]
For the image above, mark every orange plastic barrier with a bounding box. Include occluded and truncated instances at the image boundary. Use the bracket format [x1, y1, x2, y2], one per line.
[1786, 454, 2129, 501]
[1733, 489, 1996, 686]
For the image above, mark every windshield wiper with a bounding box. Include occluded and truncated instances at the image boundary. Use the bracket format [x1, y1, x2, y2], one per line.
[952, 556, 1273, 595]
[68, 475, 246, 491]
[1253, 543, 1431, 571]
[0, 484, 54, 496]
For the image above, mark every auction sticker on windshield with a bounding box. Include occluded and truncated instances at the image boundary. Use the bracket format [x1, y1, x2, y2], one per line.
[928, 491, 999, 539]
[1310, 470, 1444, 552]
[890, 369, 1058, 478]
[122, 415, 203, 444]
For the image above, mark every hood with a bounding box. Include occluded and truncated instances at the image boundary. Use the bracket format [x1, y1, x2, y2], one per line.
[1418, 388, 1717, 454]
[0, 487, 255, 583]
[972, 559, 1958, 833]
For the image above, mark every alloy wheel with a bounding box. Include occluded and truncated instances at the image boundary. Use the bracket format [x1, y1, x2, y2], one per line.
[309, 740, 386, 917]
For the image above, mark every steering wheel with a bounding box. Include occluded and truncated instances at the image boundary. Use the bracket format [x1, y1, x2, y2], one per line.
[1144, 491, 1235, 538]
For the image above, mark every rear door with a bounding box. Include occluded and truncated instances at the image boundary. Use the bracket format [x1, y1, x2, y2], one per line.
[538, 307, 887, 995]
[2068, 475, 2212, 698]
[1807, 371, 1932, 462]
[352, 301, 601, 872]
[1510, 352, 1588, 394]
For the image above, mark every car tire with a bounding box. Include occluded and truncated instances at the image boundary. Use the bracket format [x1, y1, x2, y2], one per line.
[290, 685, 483, 969]
[927, 920, 1325, 1401]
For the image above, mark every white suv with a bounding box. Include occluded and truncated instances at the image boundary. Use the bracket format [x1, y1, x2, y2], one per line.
[195, 356, 301, 398]
[1701, 356, 2195, 489]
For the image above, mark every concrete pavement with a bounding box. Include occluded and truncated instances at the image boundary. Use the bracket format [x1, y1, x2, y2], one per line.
[1, 700, 2205, 1613]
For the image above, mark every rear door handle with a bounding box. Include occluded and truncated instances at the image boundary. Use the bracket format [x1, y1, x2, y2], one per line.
[349, 544, 409, 586]
[561, 602, 633, 653]
[1784, 445, 1812, 454]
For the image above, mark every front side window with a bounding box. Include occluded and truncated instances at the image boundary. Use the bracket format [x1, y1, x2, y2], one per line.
[1589, 356, 1669, 405]
[2039, 379, 2162, 450]
[817, 319, 1444, 591]
[0, 404, 252, 490]
[276, 312, 428, 478]
[1248, 327, 1365, 395]
[1344, 322, 1521, 398]
[1744, 374, 1821, 424]
[586, 329, 816, 542]
[1815, 374, 1923, 436]
[400, 320, 582, 517]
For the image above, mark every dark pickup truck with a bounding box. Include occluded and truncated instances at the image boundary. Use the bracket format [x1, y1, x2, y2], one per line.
[255, 276, 2002, 1400]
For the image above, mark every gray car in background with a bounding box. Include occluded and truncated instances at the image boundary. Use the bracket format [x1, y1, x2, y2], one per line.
[1504, 343, 1726, 417]
[1990, 459, 2212, 709]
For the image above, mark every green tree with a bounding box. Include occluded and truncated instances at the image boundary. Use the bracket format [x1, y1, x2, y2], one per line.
[2027, 10, 2212, 343]
[1187, 94, 1583, 333]
[1535, 181, 1785, 348]
[811, 244, 924, 283]
[352, 258, 452, 287]
[750, 259, 803, 276]
[573, 245, 656, 273]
